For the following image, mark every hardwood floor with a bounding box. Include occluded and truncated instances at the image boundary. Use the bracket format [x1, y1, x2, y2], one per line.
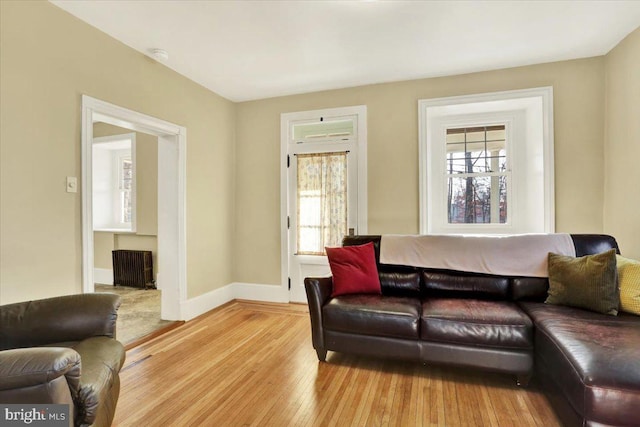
[114, 301, 560, 426]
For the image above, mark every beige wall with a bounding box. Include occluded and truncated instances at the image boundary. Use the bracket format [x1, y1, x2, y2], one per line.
[235, 58, 607, 285]
[604, 27, 640, 259]
[1, 1, 636, 305]
[0, 1, 236, 303]
[94, 231, 115, 270]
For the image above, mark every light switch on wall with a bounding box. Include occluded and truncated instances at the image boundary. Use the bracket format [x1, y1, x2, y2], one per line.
[66, 176, 78, 193]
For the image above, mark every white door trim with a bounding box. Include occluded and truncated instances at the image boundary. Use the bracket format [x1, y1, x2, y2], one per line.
[81, 95, 187, 320]
[280, 105, 368, 302]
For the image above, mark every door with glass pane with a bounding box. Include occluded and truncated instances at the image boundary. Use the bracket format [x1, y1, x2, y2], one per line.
[284, 107, 366, 303]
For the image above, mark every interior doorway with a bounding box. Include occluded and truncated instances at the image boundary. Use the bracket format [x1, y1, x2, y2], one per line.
[81, 95, 187, 321]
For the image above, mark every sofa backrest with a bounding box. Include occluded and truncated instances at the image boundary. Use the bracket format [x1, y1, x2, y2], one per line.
[423, 270, 509, 300]
[511, 234, 620, 301]
[342, 234, 620, 301]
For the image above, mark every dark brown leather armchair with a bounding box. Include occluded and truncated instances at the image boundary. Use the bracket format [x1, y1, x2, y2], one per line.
[0, 294, 126, 427]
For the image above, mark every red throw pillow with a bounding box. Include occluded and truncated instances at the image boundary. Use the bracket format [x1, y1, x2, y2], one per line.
[326, 242, 381, 297]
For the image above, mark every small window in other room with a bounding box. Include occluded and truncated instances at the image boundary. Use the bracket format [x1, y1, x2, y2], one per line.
[93, 133, 136, 232]
[119, 155, 133, 224]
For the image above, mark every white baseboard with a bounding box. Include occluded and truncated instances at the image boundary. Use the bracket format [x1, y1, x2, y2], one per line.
[179, 282, 289, 321]
[180, 283, 235, 321]
[94, 268, 113, 285]
[231, 282, 289, 303]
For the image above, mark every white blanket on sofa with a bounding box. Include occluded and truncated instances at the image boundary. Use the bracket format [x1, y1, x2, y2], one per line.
[379, 234, 576, 278]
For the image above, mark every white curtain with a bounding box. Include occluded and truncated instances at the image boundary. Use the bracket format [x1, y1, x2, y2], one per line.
[296, 152, 347, 255]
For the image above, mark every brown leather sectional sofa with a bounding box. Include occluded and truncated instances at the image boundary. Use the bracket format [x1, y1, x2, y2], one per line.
[0, 293, 125, 427]
[304, 235, 640, 427]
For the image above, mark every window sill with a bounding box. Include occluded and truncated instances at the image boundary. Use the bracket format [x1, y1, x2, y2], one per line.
[94, 228, 136, 234]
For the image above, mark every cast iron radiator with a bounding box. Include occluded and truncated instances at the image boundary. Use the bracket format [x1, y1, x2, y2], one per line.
[112, 250, 154, 289]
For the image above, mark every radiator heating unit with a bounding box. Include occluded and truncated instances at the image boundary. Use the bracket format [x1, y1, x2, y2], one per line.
[112, 250, 154, 289]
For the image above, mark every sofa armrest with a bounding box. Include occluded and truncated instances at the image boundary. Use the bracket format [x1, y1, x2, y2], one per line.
[0, 294, 121, 349]
[0, 347, 81, 404]
[304, 277, 333, 361]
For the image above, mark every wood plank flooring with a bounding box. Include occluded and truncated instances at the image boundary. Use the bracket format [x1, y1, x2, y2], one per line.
[113, 300, 560, 426]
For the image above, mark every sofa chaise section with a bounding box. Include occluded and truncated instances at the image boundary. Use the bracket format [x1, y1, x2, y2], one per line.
[519, 302, 640, 427]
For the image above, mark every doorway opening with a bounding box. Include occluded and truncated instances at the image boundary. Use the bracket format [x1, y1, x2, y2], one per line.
[81, 96, 187, 336]
[281, 106, 368, 303]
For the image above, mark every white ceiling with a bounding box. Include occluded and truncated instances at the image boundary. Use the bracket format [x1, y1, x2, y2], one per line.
[50, 1, 640, 102]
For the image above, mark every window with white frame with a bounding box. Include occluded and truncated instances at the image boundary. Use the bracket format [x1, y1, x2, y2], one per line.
[419, 87, 554, 235]
[446, 125, 508, 225]
[93, 133, 136, 232]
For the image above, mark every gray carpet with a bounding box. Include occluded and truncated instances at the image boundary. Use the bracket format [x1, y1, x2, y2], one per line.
[95, 284, 173, 345]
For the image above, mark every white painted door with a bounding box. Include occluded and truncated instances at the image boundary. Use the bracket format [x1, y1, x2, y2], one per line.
[282, 106, 367, 303]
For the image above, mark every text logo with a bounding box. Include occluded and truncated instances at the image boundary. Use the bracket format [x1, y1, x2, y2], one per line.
[0, 405, 69, 427]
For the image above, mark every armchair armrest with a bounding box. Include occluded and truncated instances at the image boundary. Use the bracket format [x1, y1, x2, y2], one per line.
[0, 347, 80, 404]
[0, 294, 121, 349]
[304, 277, 333, 361]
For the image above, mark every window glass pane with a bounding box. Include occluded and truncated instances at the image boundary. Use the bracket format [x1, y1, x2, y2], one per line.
[448, 176, 507, 224]
[297, 152, 347, 255]
[298, 190, 321, 226]
[121, 191, 132, 223]
[293, 119, 354, 141]
[445, 125, 508, 225]
[120, 157, 132, 224]
[298, 227, 321, 254]
[121, 158, 133, 190]
[446, 126, 506, 173]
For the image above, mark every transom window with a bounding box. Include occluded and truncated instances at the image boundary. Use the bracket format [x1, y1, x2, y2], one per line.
[293, 119, 354, 142]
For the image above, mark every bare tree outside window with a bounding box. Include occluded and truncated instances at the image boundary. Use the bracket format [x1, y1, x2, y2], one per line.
[445, 126, 507, 224]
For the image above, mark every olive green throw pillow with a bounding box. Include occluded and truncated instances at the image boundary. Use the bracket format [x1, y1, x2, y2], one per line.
[546, 249, 619, 315]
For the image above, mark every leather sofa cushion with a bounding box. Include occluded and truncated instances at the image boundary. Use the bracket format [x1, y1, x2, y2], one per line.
[511, 277, 548, 301]
[72, 337, 125, 426]
[423, 272, 509, 299]
[421, 299, 533, 349]
[0, 294, 119, 350]
[571, 234, 620, 257]
[379, 270, 421, 297]
[323, 295, 421, 339]
[520, 302, 640, 425]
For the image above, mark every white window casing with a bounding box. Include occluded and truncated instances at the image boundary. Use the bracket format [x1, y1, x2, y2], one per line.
[419, 87, 554, 235]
